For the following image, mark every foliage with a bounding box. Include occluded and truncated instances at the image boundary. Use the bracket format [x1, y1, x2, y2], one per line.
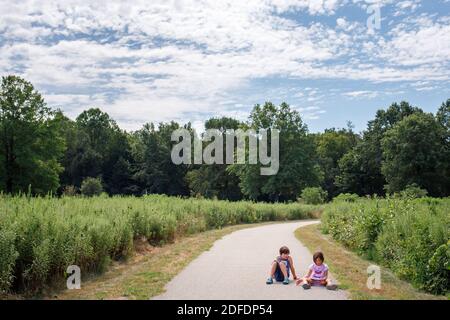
[132, 122, 190, 196]
[230, 102, 321, 202]
[381, 113, 449, 197]
[336, 102, 423, 196]
[0, 230, 18, 293]
[395, 184, 429, 199]
[59, 108, 136, 195]
[333, 193, 360, 202]
[0, 75, 64, 195]
[436, 99, 450, 132]
[62, 185, 78, 196]
[424, 241, 449, 295]
[80, 177, 103, 196]
[186, 117, 243, 200]
[300, 187, 328, 205]
[313, 125, 359, 199]
[322, 197, 450, 295]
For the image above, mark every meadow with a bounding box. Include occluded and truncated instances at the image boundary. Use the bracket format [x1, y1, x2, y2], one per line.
[1, 193, 448, 298]
[0, 194, 319, 295]
[321, 196, 449, 295]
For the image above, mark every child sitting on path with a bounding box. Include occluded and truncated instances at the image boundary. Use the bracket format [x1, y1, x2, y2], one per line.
[266, 246, 299, 285]
[296, 251, 338, 290]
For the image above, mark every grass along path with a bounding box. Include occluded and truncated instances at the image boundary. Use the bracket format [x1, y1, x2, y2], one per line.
[50, 222, 279, 300]
[295, 224, 445, 300]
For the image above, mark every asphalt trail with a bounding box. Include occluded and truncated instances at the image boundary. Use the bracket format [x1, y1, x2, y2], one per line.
[153, 220, 348, 300]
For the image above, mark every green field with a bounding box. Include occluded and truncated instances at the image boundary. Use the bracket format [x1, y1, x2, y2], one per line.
[1, 193, 448, 298]
[321, 197, 449, 295]
[0, 194, 319, 295]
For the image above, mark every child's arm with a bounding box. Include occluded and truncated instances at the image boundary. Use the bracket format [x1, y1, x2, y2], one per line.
[296, 267, 312, 285]
[288, 256, 298, 279]
[304, 267, 312, 279]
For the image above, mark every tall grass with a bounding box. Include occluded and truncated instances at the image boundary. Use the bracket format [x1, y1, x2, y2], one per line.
[321, 197, 449, 295]
[0, 194, 319, 294]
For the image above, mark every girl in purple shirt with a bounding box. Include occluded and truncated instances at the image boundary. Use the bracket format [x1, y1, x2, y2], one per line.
[296, 251, 338, 290]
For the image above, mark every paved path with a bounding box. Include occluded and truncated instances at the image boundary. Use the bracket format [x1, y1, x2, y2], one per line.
[153, 220, 348, 300]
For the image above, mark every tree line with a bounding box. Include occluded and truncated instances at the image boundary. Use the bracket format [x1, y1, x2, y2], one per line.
[1, 75, 449, 201]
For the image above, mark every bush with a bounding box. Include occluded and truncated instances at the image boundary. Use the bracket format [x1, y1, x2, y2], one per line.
[62, 185, 78, 196]
[80, 177, 103, 197]
[333, 193, 359, 203]
[396, 184, 428, 199]
[300, 187, 328, 205]
[322, 197, 449, 295]
[425, 241, 449, 294]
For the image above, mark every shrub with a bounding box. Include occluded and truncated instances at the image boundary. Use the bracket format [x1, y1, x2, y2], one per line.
[300, 187, 328, 205]
[80, 177, 103, 197]
[322, 197, 449, 295]
[333, 193, 359, 203]
[396, 184, 428, 199]
[62, 185, 78, 196]
[425, 241, 449, 294]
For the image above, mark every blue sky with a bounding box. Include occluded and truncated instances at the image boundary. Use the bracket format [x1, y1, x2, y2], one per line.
[1, 0, 449, 133]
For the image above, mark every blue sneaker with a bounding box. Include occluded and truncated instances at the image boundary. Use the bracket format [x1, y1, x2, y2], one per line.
[283, 278, 290, 285]
[266, 277, 273, 285]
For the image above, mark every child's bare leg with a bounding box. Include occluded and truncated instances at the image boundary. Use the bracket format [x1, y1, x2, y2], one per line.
[278, 262, 288, 279]
[325, 279, 338, 290]
[269, 261, 278, 278]
[300, 277, 312, 289]
[320, 279, 328, 286]
[297, 277, 309, 285]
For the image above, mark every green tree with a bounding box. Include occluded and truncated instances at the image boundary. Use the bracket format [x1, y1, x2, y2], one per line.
[80, 177, 103, 196]
[0, 75, 64, 194]
[230, 102, 321, 202]
[336, 101, 423, 196]
[381, 112, 449, 196]
[300, 187, 328, 204]
[186, 117, 243, 200]
[132, 122, 190, 196]
[436, 99, 450, 132]
[61, 108, 136, 195]
[313, 125, 360, 199]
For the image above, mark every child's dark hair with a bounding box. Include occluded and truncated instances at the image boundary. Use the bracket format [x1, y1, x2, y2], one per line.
[279, 246, 290, 255]
[313, 251, 324, 262]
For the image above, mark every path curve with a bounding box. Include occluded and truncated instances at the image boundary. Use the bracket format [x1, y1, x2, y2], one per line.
[153, 220, 348, 300]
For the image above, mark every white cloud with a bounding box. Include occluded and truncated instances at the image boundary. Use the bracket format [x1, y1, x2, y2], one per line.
[415, 86, 437, 91]
[267, 0, 345, 15]
[294, 105, 327, 120]
[336, 17, 360, 32]
[0, 0, 449, 129]
[376, 20, 450, 66]
[343, 90, 379, 99]
[394, 0, 421, 16]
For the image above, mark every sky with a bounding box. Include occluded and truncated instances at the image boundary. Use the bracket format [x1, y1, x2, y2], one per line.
[1, 0, 449, 133]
